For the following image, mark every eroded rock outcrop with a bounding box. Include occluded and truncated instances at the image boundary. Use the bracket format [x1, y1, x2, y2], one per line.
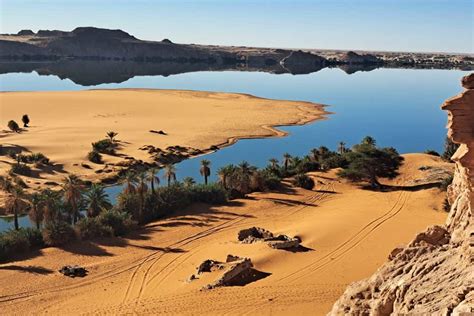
[329, 73, 474, 315]
[238, 227, 301, 249]
[188, 255, 265, 290]
[339, 51, 382, 64]
[280, 50, 327, 74]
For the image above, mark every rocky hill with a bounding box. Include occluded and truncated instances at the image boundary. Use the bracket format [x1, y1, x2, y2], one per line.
[1, 27, 472, 75]
[0, 27, 326, 72]
[329, 73, 473, 315]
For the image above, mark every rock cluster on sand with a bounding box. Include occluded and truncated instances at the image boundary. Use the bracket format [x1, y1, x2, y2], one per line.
[188, 255, 254, 290]
[59, 265, 88, 278]
[329, 73, 474, 315]
[238, 227, 301, 249]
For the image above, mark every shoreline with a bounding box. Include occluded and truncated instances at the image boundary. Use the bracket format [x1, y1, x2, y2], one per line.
[0, 88, 329, 199]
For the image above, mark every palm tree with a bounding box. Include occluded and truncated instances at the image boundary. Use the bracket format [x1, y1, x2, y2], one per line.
[22, 114, 30, 128]
[0, 176, 14, 193]
[310, 148, 320, 162]
[146, 167, 160, 194]
[318, 146, 330, 157]
[29, 192, 45, 229]
[236, 161, 256, 194]
[200, 159, 211, 185]
[183, 177, 196, 188]
[338, 141, 346, 154]
[84, 184, 111, 217]
[136, 172, 148, 223]
[164, 165, 177, 186]
[5, 187, 26, 230]
[217, 165, 236, 190]
[283, 153, 292, 171]
[123, 171, 137, 195]
[362, 136, 376, 146]
[62, 174, 83, 224]
[41, 189, 62, 224]
[269, 158, 279, 169]
[291, 156, 302, 171]
[106, 131, 118, 143]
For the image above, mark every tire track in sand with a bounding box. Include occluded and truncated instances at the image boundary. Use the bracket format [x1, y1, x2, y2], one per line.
[277, 190, 408, 283]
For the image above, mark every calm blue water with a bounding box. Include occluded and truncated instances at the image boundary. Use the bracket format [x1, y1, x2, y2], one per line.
[0, 67, 468, 231]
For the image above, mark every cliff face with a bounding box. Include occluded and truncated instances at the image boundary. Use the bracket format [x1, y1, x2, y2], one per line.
[280, 50, 327, 74]
[329, 73, 474, 315]
[0, 27, 323, 67]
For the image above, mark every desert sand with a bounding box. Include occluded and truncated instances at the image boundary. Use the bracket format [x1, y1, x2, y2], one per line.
[0, 89, 325, 194]
[0, 153, 451, 315]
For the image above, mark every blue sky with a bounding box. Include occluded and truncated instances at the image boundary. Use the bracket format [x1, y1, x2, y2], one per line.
[0, 0, 472, 53]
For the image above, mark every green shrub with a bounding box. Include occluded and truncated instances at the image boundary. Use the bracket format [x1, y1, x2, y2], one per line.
[259, 170, 282, 190]
[7, 150, 17, 159]
[29, 153, 50, 164]
[75, 217, 114, 240]
[292, 173, 315, 190]
[42, 221, 75, 246]
[0, 229, 30, 254]
[321, 155, 348, 170]
[92, 139, 115, 154]
[156, 184, 192, 212]
[16, 152, 49, 164]
[440, 175, 454, 191]
[190, 184, 228, 204]
[13, 176, 27, 188]
[116, 192, 141, 220]
[88, 150, 103, 164]
[297, 159, 320, 173]
[7, 120, 20, 132]
[10, 162, 32, 176]
[443, 198, 451, 212]
[21, 227, 44, 248]
[0, 176, 12, 191]
[337, 140, 403, 189]
[98, 209, 136, 237]
[0, 228, 43, 262]
[442, 137, 460, 161]
[424, 149, 440, 157]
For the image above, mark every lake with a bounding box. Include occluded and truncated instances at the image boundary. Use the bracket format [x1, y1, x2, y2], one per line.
[0, 66, 469, 231]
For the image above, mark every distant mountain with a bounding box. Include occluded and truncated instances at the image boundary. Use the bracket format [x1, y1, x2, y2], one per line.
[0, 27, 328, 73]
[0, 27, 471, 84]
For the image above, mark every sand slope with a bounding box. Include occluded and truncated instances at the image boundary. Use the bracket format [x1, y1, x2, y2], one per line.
[0, 154, 451, 315]
[0, 89, 326, 193]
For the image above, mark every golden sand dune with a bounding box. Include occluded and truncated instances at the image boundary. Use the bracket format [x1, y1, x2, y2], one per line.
[0, 89, 326, 193]
[0, 154, 451, 315]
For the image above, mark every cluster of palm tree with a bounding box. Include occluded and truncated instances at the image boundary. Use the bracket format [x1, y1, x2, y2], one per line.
[3, 139, 355, 232]
[261, 141, 354, 184]
[217, 161, 261, 195]
[3, 174, 111, 231]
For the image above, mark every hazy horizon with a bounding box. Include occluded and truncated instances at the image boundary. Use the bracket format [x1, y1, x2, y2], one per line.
[0, 0, 473, 54]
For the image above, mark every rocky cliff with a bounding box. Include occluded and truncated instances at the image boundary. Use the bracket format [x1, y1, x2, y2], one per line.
[329, 73, 474, 315]
[0, 27, 324, 68]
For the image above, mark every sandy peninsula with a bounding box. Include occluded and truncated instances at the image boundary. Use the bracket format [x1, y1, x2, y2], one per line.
[0, 153, 451, 315]
[0, 89, 326, 194]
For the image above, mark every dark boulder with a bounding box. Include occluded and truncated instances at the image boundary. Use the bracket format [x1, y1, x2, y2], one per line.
[59, 265, 88, 277]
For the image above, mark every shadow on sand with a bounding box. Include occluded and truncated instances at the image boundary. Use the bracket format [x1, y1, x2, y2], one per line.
[361, 182, 442, 192]
[0, 264, 54, 275]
